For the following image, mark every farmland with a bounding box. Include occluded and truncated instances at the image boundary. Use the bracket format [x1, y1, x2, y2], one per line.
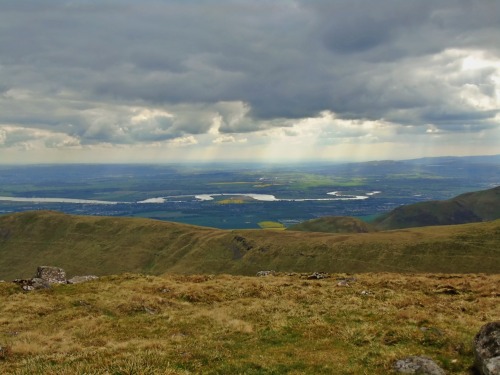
[0, 156, 498, 229]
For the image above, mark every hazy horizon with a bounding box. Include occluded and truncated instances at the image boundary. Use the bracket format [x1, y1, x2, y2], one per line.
[1, 153, 499, 166]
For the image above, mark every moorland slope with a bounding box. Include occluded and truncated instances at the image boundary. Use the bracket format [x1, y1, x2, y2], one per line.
[0, 210, 499, 279]
[373, 185, 500, 230]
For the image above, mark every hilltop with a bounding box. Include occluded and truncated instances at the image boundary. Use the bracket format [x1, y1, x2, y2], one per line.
[373, 185, 500, 230]
[0, 210, 499, 280]
[290, 186, 500, 233]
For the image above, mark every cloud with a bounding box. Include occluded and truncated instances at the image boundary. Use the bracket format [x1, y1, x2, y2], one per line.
[168, 135, 198, 146]
[213, 134, 247, 144]
[0, 0, 498, 161]
[0, 125, 80, 149]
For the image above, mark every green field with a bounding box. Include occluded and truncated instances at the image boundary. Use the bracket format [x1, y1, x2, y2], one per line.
[258, 221, 286, 230]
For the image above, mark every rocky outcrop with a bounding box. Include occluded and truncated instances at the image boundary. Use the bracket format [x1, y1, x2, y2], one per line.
[393, 356, 445, 374]
[474, 321, 500, 375]
[12, 266, 98, 291]
[36, 266, 66, 284]
[13, 278, 50, 291]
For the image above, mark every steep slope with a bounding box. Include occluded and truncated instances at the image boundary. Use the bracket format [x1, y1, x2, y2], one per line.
[287, 216, 374, 233]
[373, 186, 500, 230]
[0, 210, 499, 279]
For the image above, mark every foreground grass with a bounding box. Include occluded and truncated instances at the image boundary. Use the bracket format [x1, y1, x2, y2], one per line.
[0, 273, 498, 374]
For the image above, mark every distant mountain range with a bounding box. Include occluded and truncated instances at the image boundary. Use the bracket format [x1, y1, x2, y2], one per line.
[289, 186, 500, 232]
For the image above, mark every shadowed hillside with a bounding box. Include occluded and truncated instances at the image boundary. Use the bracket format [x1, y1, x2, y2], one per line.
[287, 216, 374, 233]
[373, 186, 500, 230]
[0, 210, 499, 279]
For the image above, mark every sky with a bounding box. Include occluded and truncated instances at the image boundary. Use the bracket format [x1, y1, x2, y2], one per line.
[0, 0, 499, 164]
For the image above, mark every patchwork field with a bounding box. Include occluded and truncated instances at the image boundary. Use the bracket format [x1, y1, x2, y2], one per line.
[1, 158, 498, 229]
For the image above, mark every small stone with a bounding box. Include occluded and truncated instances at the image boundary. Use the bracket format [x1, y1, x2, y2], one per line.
[256, 270, 275, 277]
[337, 280, 350, 287]
[307, 272, 329, 280]
[394, 356, 445, 374]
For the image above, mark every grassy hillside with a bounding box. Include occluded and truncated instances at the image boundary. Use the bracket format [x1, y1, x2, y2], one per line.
[0, 211, 499, 279]
[287, 216, 374, 233]
[374, 186, 500, 230]
[0, 273, 498, 374]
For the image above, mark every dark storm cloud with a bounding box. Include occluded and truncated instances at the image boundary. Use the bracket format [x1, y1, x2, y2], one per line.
[0, 0, 498, 146]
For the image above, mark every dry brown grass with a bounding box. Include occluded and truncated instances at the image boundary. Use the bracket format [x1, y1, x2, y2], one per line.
[0, 273, 498, 374]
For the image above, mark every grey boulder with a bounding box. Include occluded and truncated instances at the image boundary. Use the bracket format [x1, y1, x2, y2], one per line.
[394, 356, 445, 374]
[474, 321, 500, 375]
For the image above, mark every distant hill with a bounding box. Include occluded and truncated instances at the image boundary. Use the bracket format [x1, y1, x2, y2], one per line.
[373, 185, 500, 230]
[287, 216, 374, 233]
[0, 210, 499, 279]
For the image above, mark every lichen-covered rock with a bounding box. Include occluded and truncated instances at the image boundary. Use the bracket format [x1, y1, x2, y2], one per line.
[13, 278, 51, 291]
[474, 321, 500, 375]
[67, 275, 99, 284]
[36, 266, 66, 284]
[394, 356, 445, 374]
[12, 267, 99, 291]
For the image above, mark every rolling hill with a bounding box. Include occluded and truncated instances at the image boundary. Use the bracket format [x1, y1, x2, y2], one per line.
[0, 210, 499, 279]
[285, 186, 500, 234]
[373, 185, 500, 230]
